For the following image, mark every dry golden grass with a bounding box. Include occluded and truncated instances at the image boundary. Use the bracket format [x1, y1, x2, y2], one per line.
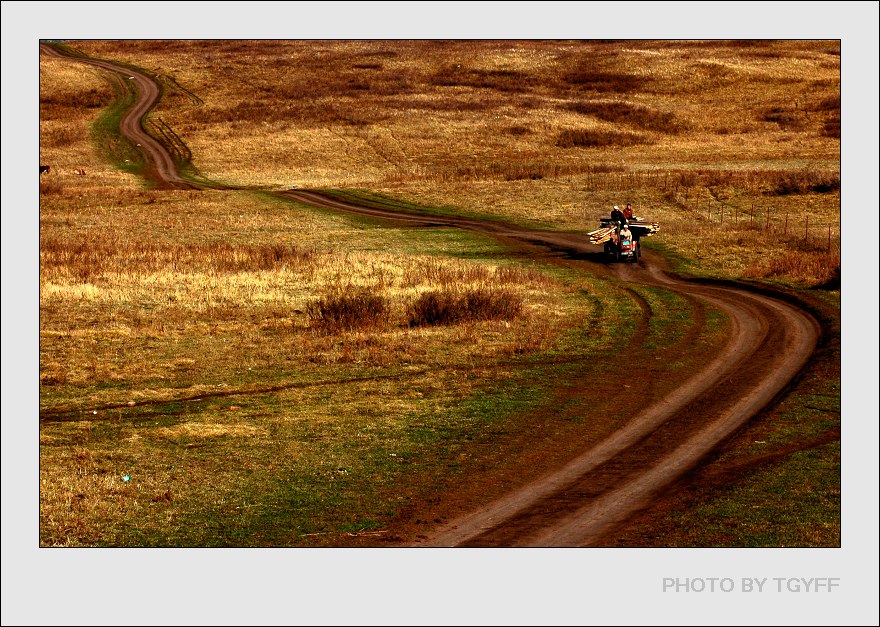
[55, 41, 839, 283]
[60, 38, 839, 285]
[39, 195, 564, 401]
[38, 47, 561, 484]
[154, 422, 268, 440]
[38, 187, 579, 545]
[38, 39, 839, 546]
[40, 55, 136, 183]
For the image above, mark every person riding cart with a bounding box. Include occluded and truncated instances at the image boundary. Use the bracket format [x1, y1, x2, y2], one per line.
[610, 205, 626, 229]
[619, 223, 633, 245]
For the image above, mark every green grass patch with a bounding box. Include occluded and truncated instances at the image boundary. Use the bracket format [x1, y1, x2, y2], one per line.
[39, 352, 567, 546]
[319, 188, 555, 231]
[632, 442, 840, 547]
[90, 71, 144, 176]
[631, 286, 694, 350]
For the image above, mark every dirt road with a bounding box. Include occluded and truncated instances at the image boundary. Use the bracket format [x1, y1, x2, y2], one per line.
[42, 44, 822, 547]
[40, 43, 194, 189]
[281, 192, 821, 546]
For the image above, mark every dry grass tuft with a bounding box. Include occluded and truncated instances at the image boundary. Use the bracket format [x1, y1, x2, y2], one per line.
[407, 287, 523, 327]
[562, 69, 646, 93]
[40, 180, 65, 196]
[155, 422, 268, 440]
[765, 170, 840, 196]
[821, 115, 840, 139]
[307, 289, 390, 333]
[567, 100, 685, 134]
[812, 95, 840, 112]
[430, 65, 534, 92]
[743, 250, 840, 287]
[762, 106, 807, 130]
[505, 125, 531, 136]
[40, 236, 316, 283]
[556, 128, 652, 148]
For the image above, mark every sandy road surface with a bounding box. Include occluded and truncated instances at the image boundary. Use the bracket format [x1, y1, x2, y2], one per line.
[42, 44, 822, 547]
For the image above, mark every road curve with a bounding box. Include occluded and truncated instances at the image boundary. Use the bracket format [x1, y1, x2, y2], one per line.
[43, 43, 822, 547]
[40, 43, 194, 189]
[426, 276, 818, 546]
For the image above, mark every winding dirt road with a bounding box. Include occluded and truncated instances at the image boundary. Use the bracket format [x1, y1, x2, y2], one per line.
[40, 43, 194, 189]
[41, 43, 822, 547]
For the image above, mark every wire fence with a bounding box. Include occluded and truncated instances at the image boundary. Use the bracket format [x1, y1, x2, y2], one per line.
[663, 192, 841, 253]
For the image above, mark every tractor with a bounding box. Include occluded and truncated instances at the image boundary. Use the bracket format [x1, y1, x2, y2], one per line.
[588, 214, 659, 263]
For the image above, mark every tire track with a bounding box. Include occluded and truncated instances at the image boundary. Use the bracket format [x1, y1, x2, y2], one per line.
[440, 286, 816, 546]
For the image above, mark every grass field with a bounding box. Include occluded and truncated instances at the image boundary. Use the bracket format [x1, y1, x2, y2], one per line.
[38, 39, 840, 547]
[58, 39, 840, 285]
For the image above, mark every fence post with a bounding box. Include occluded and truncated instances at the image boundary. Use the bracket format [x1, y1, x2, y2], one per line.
[720, 203, 724, 226]
[805, 215, 809, 241]
[766, 206, 770, 231]
[784, 212, 788, 235]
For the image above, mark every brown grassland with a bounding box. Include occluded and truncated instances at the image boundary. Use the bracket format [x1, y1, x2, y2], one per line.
[39, 39, 839, 547]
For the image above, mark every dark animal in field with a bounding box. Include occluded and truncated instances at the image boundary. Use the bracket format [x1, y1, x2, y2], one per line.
[40, 164, 50, 174]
